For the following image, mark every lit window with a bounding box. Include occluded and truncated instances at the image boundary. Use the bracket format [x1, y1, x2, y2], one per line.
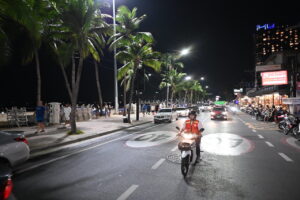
[263, 38, 267, 41]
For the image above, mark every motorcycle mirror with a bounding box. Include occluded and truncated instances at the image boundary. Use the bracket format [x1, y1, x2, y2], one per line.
[200, 128, 205, 132]
[176, 126, 180, 130]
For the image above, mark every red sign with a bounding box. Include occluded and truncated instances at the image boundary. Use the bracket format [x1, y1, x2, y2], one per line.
[261, 70, 288, 86]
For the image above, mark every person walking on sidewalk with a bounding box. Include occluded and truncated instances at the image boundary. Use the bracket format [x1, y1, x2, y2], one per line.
[35, 101, 45, 134]
[64, 104, 72, 127]
[104, 104, 109, 118]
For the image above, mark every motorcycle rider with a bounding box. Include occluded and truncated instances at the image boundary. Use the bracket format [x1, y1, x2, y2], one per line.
[178, 110, 204, 163]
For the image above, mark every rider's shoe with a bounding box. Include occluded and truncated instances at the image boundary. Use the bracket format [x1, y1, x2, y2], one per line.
[194, 156, 201, 164]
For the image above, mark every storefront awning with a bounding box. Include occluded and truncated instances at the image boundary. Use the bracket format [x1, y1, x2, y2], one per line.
[247, 85, 289, 97]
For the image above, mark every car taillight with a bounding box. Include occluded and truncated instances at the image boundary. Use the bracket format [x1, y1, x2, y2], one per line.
[14, 137, 29, 145]
[2, 178, 13, 200]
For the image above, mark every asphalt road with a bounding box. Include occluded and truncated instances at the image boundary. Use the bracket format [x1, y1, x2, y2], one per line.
[11, 112, 300, 200]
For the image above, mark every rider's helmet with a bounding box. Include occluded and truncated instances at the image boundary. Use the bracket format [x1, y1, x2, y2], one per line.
[188, 110, 197, 118]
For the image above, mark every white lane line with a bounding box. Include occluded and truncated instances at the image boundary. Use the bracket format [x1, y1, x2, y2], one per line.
[151, 158, 166, 170]
[171, 146, 178, 152]
[116, 185, 139, 200]
[16, 124, 160, 174]
[265, 141, 274, 147]
[252, 129, 257, 132]
[278, 152, 293, 162]
[257, 134, 264, 139]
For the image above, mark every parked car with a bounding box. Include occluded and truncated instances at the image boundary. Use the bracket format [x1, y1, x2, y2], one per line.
[188, 106, 200, 114]
[175, 107, 189, 117]
[211, 106, 228, 120]
[0, 162, 13, 200]
[154, 108, 178, 123]
[0, 131, 30, 167]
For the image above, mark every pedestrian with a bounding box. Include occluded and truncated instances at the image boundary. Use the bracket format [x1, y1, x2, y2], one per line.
[108, 104, 112, 117]
[64, 104, 72, 127]
[44, 103, 50, 126]
[151, 104, 155, 115]
[155, 104, 159, 114]
[142, 104, 147, 117]
[104, 104, 109, 118]
[35, 101, 45, 134]
[147, 104, 151, 115]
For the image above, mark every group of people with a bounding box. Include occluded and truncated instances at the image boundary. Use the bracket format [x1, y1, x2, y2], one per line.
[142, 103, 160, 116]
[245, 104, 288, 122]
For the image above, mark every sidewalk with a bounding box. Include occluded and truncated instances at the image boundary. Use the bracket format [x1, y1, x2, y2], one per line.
[1, 114, 153, 153]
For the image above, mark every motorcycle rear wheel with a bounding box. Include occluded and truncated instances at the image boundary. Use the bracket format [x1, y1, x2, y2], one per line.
[181, 156, 190, 177]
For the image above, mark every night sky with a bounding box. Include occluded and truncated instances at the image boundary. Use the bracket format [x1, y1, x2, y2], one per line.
[1, 0, 300, 108]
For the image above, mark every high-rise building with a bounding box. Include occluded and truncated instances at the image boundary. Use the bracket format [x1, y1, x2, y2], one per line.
[255, 23, 300, 65]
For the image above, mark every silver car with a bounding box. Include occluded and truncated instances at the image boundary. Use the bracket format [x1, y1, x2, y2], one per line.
[0, 131, 30, 167]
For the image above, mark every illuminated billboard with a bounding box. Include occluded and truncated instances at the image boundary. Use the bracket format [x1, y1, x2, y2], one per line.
[261, 70, 288, 86]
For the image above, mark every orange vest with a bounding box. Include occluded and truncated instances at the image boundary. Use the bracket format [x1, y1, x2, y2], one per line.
[184, 120, 200, 135]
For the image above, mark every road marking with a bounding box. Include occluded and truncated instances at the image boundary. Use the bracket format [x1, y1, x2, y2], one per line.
[278, 152, 293, 162]
[265, 141, 274, 147]
[252, 129, 257, 132]
[151, 158, 166, 170]
[116, 185, 139, 200]
[257, 134, 264, 139]
[171, 146, 178, 152]
[15, 124, 160, 174]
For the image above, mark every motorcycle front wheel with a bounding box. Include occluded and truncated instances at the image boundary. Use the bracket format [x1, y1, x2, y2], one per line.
[283, 127, 290, 135]
[181, 155, 190, 177]
[293, 127, 300, 139]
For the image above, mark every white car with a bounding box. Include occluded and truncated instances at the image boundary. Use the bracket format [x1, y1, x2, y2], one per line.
[0, 131, 30, 167]
[176, 108, 189, 117]
[154, 108, 178, 123]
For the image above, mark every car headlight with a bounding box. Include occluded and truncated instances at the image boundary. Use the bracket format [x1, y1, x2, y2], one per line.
[222, 112, 227, 115]
[211, 112, 215, 115]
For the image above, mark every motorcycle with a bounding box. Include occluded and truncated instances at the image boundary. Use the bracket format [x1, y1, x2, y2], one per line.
[290, 117, 300, 139]
[176, 127, 205, 177]
[279, 114, 294, 135]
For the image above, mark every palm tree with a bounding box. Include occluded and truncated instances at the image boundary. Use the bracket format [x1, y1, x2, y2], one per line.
[116, 35, 161, 122]
[51, 0, 111, 134]
[189, 80, 203, 104]
[0, 0, 54, 102]
[160, 53, 184, 105]
[159, 69, 186, 106]
[108, 5, 151, 116]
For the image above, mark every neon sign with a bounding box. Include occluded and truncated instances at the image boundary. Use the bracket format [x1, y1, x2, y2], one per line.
[256, 24, 275, 31]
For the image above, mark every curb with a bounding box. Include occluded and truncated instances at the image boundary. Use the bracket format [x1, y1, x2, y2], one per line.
[29, 121, 152, 155]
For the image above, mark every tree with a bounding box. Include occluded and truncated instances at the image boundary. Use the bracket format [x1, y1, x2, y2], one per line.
[159, 69, 186, 105]
[0, 0, 55, 102]
[51, 0, 111, 134]
[108, 5, 151, 116]
[160, 53, 184, 105]
[116, 35, 161, 122]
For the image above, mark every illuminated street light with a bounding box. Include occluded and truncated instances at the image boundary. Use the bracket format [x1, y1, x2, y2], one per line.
[201, 77, 205, 81]
[148, 73, 152, 77]
[180, 48, 191, 56]
[185, 76, 192, 81]
[205, 85, 209, 89]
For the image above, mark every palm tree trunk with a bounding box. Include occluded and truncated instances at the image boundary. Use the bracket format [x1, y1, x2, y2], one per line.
[128, 68, 138, 123]
[190, 91, 193, 105]
[170, 90, 174, 107]
[94, 60, 103, 111]
[70, 52, 84, 134]
[184, 91, 188, 104]
[59, 63, 72, 99]
[34, 50, 41, 103]
[123, 79, 127, 116]
[70, 54, 77, 134]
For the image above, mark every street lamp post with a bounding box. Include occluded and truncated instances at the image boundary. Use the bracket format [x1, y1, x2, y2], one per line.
[113, 0, 119, 114]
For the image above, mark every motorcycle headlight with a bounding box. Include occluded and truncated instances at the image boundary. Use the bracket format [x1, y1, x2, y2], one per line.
[182, 134, 194, 139]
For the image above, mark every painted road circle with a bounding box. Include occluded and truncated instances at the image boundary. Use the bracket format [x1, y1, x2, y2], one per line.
[126, 131, 177, 148]
[201, 133, 254, 156]
[284, 137, 300, 151]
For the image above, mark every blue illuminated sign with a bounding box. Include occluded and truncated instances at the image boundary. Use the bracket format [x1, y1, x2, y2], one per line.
[256, 24, 275, 31]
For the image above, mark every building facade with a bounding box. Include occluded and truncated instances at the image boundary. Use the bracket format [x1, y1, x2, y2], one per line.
[255, 23, 300, 65]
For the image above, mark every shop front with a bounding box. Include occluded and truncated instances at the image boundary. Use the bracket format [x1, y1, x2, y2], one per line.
[282, 98, 300, 117]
